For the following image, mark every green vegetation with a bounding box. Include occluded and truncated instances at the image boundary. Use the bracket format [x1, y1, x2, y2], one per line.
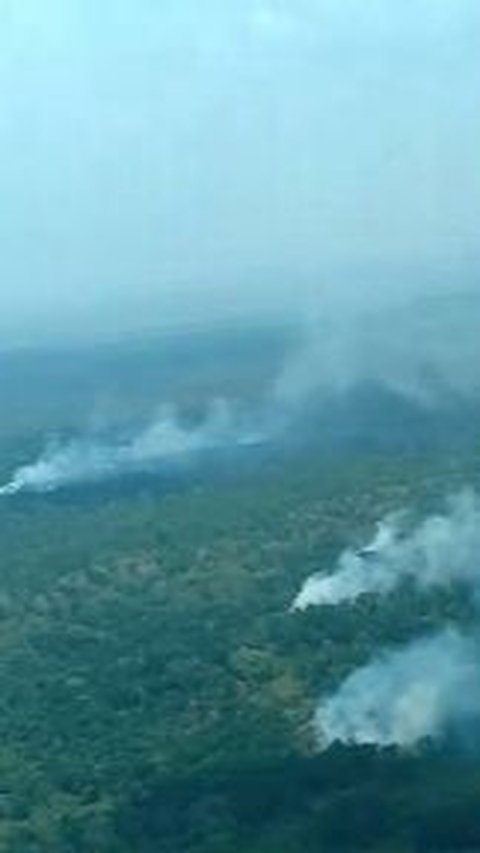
[0, 325, 293, 441]
[1, 446, 480, 850]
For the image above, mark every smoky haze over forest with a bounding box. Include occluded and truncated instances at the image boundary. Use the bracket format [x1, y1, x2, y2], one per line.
[0, 0, 479, 347]
[4, 8, 480, 850]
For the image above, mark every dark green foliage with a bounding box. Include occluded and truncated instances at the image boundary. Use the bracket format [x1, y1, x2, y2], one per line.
[1, 446, 480, 849]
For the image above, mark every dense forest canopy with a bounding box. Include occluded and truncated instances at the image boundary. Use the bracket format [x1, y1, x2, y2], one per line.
[1, 326, 480, 850]
[2, 0, 480, 848]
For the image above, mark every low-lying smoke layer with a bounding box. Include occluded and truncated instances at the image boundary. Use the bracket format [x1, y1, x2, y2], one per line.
[275, 293, 480, 411]
[293, 491, 480, 610]
[316, 630, 480, 748]
[0, 400, 264, 495]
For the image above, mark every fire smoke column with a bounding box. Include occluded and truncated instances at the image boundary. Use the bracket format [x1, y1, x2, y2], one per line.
[292, 490, 480, 610]
[316, 630, 480, 748]
[0, 399, 267, 496]
[292, 516, 402, 610]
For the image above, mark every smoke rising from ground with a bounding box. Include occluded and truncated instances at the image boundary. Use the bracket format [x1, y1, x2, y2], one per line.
[316, 630, 480, 748]
[293, 491, 480, 610]
[275, 292, 480, 410]
[2, 289, 480, 497]
[0, 400, 264, 495]
[293, 489, 480, 750]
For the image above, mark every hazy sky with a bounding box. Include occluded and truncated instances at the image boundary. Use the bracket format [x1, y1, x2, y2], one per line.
[0, 0, 479, 344]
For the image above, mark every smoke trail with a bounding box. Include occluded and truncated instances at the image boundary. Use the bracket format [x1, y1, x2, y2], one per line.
[316, 630, 480, 748]
[292, 490, 480, 610]
[0, 399, 264, 495]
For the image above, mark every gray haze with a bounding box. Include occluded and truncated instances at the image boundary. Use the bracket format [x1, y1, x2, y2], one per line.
[1, 1, 480, 345]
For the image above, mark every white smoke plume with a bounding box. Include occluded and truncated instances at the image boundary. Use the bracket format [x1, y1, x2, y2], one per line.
[274, 292, 480, 411]
[0, 399, 264, 496]
[316, 630, 480, 748]
[292, 490, 480, 610]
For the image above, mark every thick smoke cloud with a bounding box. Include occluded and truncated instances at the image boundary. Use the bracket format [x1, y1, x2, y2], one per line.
[293, 490, 480, 610]
[2, 290, 480, 498]
[316, 630, 480, 748]
[0, 400, 264, 495]
[293, 489, 480, 750]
